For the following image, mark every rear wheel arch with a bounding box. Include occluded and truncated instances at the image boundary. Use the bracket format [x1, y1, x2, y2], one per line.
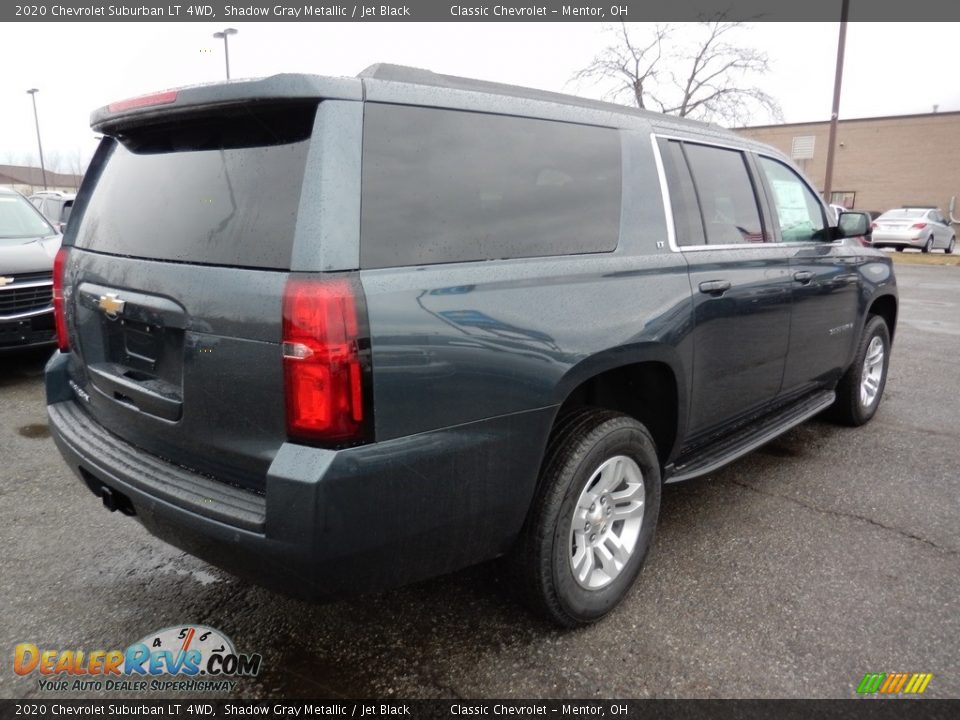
[551, 354, 683, 469]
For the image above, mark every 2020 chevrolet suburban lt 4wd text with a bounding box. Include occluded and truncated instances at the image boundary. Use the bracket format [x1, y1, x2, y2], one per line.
[46, 65, 897, 627]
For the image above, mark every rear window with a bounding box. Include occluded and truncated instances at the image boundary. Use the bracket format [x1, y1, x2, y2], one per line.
[360, 104, 622, 268]
[73, 102, 317, 270]
[880, 210, 926, 220]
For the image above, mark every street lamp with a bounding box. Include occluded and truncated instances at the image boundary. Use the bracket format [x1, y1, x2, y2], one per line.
[212, 28, 238, 80]
[26, 88, 48, 191]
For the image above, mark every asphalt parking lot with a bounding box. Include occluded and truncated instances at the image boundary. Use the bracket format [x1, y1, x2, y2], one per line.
[1, 263, 958, 700]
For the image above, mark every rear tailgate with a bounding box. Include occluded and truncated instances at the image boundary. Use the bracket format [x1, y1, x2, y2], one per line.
[61, 99, 319, 492]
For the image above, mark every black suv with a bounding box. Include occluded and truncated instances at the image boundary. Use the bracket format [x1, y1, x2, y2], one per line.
[46, 66, 896, 627]
[1, 188, 62, 352]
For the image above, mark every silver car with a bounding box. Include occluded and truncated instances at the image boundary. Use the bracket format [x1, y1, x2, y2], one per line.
[29, 191, 76, 233]
[871, 207, 956, 253]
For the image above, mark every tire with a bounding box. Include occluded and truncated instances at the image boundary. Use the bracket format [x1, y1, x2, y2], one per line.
[922, 236, 933, 253]
[947, 236, 956, 255]
[831, 315, 891, 426]
[513, 409, 661, 627]
[895, 247, 903, 252]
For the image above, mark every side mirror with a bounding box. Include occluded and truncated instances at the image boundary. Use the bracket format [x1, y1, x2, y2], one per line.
[837, 211, 871, 238]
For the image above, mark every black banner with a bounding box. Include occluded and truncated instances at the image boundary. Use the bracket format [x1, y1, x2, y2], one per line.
[5, 0, 960, 23]
[1, 700, 959, 720]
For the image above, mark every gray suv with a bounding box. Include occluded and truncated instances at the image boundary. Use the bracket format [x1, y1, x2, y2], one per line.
[0, 188, 61, 351]
[46, 66, 896, 627]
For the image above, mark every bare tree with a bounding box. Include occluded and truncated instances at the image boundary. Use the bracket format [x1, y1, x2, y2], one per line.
[573, 23, 670, 111]
[68, 148, 89, 189]
[574, 21, 783, 126]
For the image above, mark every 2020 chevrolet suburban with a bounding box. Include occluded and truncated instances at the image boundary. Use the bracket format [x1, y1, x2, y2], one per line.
[45, 65, 897, 627]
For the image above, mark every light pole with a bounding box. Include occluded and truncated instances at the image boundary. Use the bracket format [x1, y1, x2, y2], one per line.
[213, 28, 238, 80]
[26, 88, 48, 191]
[823, 0, 849, 203]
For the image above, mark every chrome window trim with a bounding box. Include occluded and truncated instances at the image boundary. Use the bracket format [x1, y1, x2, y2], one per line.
[649, 133, 679, 252]
[650, 132, 839, 252]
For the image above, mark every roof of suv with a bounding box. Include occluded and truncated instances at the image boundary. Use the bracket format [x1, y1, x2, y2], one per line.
[358, 63, 721, 127]
[91, 64, 766, 153]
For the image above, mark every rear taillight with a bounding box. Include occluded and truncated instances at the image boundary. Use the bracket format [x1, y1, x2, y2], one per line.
[871, 223, 878, 230]
[911, 222, 928, 229]
[52, 247, 69, 352]
[282, 276, 371, 445]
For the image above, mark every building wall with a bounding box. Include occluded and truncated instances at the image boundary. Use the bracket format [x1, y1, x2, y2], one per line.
[735, 112, 960, 218]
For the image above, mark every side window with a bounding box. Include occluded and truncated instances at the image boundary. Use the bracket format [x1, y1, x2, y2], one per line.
[682, 143, 766, 245]
[758, 157, 827, 243]
[361, 104, 622, 268]
[657, 139, 705, 247]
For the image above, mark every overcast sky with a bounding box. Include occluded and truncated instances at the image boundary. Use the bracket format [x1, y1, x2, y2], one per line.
[2, 21, 958, 172]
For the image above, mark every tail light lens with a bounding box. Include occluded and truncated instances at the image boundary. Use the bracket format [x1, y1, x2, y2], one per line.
[871, 223, 878, 230]
[911, 222, 928, 229]
[282, 276, 372, 445]
[52, 247, 69, 352]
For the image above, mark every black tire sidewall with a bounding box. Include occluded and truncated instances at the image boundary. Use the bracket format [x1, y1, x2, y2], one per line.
[849, 316, 891, 425]
[548, 422, 661, 623]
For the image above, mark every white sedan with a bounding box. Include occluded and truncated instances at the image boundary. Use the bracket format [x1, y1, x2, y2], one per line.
[871, 207, 956, 253]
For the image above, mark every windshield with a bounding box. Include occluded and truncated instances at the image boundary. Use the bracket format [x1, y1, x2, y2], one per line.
[0, 193, 56, 238]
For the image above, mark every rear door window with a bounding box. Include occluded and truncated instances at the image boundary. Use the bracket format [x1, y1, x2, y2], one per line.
[360, 104, 622, 268]
[73, 102, 317, 270]
[682, 143, 766, 245]
[657, 139, 706, 247]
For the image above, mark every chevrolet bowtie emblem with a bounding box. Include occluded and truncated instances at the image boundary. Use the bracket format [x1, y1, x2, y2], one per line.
[98, 293, 126, 319]
[0, 277, 13, 287]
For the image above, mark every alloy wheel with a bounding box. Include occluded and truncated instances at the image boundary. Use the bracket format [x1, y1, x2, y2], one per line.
[569, 455, 645, 590]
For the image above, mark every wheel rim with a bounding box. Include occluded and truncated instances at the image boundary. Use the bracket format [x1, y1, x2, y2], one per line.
[568, 455, 645, 590]
[860, 336, 885, 407]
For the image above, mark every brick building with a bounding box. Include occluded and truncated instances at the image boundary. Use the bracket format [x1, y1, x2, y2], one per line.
[0, 164, 82, 195]
[735, 111, 960, 219]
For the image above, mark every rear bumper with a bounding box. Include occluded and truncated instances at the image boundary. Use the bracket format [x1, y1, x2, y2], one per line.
[871, 233, 925, 248]
[45, 352, 552, 598]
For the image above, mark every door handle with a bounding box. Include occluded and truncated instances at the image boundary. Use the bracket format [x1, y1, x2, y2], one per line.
[698, 280, 732, 295]
[793, 271, 815, 284]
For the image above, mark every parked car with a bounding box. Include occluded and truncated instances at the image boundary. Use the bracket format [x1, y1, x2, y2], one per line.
[828, 203, 847, 223]
[45, 66, 897, 627]
[28, 191, 76, 234]
[0, 188, 61, 352]
[871, 207, 956, 253]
